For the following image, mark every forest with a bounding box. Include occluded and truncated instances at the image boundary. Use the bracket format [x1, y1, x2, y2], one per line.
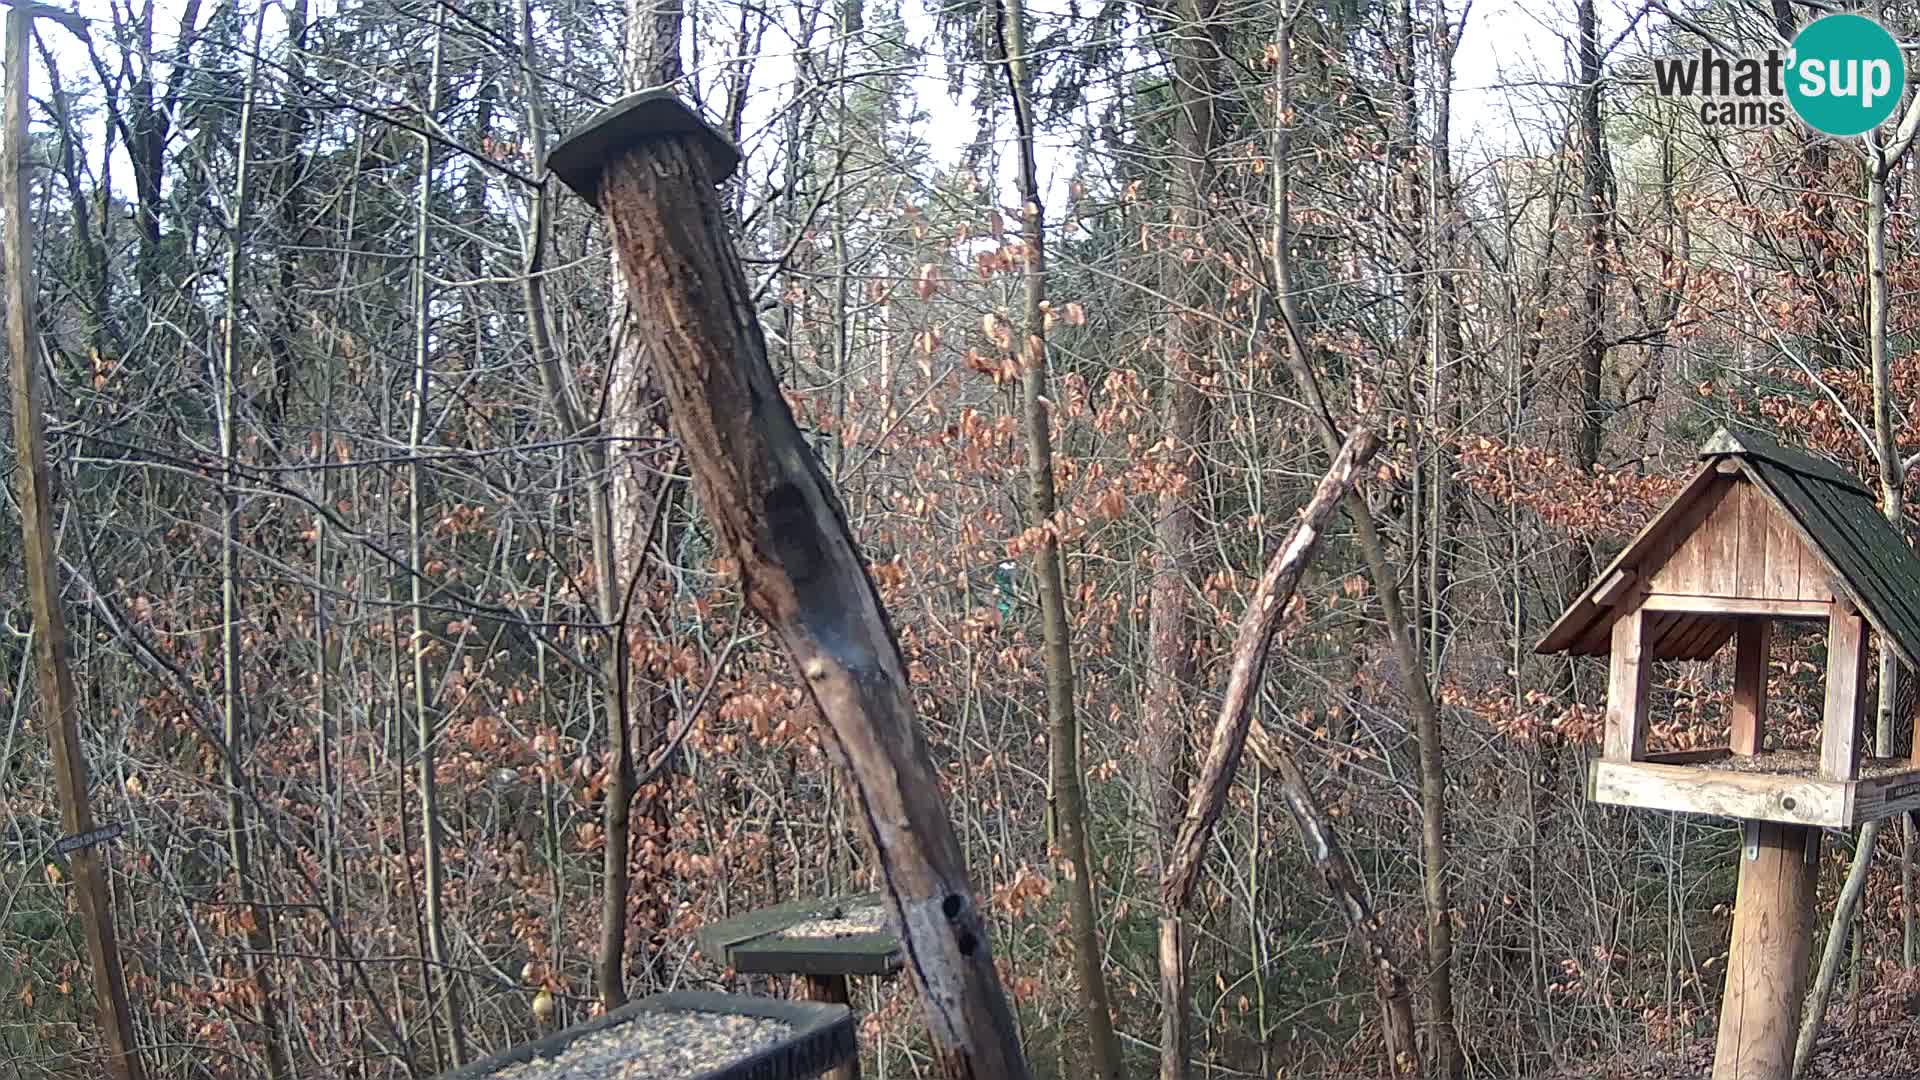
[5, 0, 1920, 1077]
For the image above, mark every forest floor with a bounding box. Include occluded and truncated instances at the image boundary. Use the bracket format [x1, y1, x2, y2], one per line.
[1554, 974, 1920, 1079]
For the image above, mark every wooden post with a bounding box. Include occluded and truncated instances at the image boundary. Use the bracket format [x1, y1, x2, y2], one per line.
[800, 974, 860, 1080]
[1822, 602, 1866, 780]
[546, 91, 1031, 1079]
[1730, 619, 1769, 756]
[3, 9, 145, 1080]
[1713, 821, 1819, 1080]
[1605, 607, 1652, 761]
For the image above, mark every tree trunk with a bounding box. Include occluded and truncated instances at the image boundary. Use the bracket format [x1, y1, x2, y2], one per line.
[216, 16, 290, 1077]
[1268, 17, 1459, 1074]
[1795, 822, 1876, 1076]
[598, 0, 687, 1009]
[993, 1, 1124, 1074]
[4, 12, 147, 1079]
[1146, 1, 1228, 1074]
[579, 119, 1033, 1078]
[1157, 431, 1418, 1073]
[410, 9, 463, 1063]
[1575, 0, 1608, 478]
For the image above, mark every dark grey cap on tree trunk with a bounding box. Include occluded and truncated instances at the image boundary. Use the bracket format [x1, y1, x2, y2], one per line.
[545, 89, 741, 207]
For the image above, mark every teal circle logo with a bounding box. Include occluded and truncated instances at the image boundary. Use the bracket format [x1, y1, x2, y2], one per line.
[1787, 14, 1905, 136]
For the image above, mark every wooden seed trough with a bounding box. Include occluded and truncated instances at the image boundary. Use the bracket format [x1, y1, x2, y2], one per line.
[1539, 425, 1920, 1080]
[439, 991, 855, 1080]
[698, 895, 903, 1080]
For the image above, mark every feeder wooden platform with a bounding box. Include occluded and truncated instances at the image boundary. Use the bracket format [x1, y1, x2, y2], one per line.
[1590, 748, 1920, 828]
[441, 991, 854, 1080]
[697, 895, 902, 1080]
[697, 895, 902, 980]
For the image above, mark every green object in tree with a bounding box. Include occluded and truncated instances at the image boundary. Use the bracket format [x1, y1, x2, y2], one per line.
[992, 561, 1018, 617]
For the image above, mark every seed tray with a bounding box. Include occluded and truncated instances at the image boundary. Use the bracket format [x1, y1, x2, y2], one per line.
[441, 991, 854, 1080]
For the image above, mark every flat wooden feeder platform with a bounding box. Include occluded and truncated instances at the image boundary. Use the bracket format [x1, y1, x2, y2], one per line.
[697, 895, 902, 979]
[440, 991, 854, 1080]
[1590, 747, 1920, 828]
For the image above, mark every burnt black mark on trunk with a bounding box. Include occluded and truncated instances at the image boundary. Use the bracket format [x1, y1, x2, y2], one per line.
[764, 479, 875, 676]
[765, 482, 823, 586]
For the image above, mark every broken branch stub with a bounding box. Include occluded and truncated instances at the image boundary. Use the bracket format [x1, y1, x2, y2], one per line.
[1161, 428, 1382, 910]
[546, 92, 1031, 1080]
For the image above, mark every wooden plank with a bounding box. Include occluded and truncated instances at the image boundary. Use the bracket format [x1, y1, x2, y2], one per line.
[732, 935, 904, 978]
[1704, 482, 1744, 597]
[1645, 611, 1692, 657]
[1650, 514, 1705, 594]
[1712, 822, 1820, 1080]
[1537, 462, 1724, 655]
[1641, 595, 1831, 619]
[1686, 623, 1737, 662]
[1587, 760, 1848, 827]
[1845, 768, 1920, 826]
[1645, 747, 1733, 765]
[1605, 609, 1653, 761]
[1733, 483, 1772, 599]
[1730, 619, 1769, 755]
[800, 975, 862, 1080]
[1670, 615, 1730, 662]
[1761, 494, 1805, 599]
[1821, 604, 1867, 780]
[1592, 568, 1636, 607]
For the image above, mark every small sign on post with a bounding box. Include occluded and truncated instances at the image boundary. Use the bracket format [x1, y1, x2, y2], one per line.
[53, 821, 125, 855]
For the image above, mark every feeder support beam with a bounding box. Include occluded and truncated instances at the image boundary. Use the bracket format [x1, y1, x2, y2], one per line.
[546, 92, 1031, 1080]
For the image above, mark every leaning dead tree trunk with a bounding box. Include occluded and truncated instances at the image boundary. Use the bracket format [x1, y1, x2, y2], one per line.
[1161, 428, 1419, 1074]
[548, 92, 1032, 1080]
[1269, 16, 1457, 1071]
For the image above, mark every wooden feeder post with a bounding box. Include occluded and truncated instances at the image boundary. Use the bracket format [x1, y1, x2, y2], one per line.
[1713, 821, 1819, 1080]
[545, 92, 1031, 1080]
[1537, 427, 1920, 1080]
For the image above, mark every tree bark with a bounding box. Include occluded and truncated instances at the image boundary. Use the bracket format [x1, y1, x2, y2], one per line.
[589, 130, 1032, 1079]
[1795, 822, 1876, 1077]
[1574, 0, 1608, 477]
[1162, 428, 1380, 907]
[1158, 430, 1418, 1073]
[216, 15, 290, 1076]
[993, 2, 1124, 1076]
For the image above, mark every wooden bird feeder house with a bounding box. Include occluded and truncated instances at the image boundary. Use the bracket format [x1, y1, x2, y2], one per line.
[1540, 425, 1920, 820]
[1539, 425, 1920, 1080]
